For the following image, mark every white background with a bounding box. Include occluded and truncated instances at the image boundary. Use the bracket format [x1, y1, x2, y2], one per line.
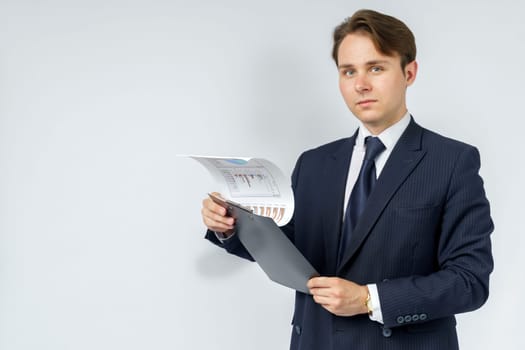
[1, 0, 523, 349]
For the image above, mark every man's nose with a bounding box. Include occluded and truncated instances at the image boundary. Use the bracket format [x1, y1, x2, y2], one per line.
[355, 74, 371, 93]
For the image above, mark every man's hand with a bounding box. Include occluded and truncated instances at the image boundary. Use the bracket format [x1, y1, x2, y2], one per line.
[201, 193, 235, 235]
[307, 277, 369, 317]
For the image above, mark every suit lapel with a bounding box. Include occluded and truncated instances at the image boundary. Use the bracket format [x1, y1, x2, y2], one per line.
[337, 119, 427, 273]
[321, 132, 357, 274]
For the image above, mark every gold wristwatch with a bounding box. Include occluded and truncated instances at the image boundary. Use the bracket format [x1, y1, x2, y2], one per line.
[365, 292, 373, 316]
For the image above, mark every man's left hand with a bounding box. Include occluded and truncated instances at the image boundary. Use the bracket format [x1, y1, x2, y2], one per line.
[307, 277, 369, 317]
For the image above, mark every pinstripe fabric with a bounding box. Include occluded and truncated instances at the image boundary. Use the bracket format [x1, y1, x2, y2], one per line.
[205, 118, 493, 350]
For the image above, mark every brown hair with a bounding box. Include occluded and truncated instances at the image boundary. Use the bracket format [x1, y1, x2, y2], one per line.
[332, 9, 416, 69]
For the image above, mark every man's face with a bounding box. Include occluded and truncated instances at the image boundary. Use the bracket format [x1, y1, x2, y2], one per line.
[337, 33, 417, 134]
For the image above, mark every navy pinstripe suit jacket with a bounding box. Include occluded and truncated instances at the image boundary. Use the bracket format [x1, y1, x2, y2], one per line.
[206, 118, 494, 350]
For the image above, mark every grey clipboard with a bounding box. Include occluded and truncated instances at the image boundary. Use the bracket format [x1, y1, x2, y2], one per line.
[211, 195, 319, 294]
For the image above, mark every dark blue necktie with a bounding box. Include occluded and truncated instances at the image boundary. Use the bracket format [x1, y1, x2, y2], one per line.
[338, 136, 386, 265]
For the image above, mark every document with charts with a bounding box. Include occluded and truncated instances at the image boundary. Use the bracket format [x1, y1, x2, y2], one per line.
[186, 155, 294, 226]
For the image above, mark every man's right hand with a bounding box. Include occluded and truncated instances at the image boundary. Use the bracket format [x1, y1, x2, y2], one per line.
[201, 193, 235, 236]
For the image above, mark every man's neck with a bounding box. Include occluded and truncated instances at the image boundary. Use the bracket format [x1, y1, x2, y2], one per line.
[362, 110, 408, 135]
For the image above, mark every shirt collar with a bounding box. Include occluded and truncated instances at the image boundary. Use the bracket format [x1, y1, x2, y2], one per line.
[355, 111, 411, 151]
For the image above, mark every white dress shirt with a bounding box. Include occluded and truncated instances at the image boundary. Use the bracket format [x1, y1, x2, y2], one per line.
[344, 112, 411, 324]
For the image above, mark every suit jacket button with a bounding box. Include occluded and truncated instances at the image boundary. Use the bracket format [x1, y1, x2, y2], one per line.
[404, 315, 412, 323]
[419, 313, 428, 321]
[396, 316, 405, 324]
[412, 314, 420, 322]
[295, 325, 302, 335]
[382, 327, 392, 338]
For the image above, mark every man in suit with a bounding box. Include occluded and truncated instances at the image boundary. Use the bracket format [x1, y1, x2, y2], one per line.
[201, 9, 493, 350]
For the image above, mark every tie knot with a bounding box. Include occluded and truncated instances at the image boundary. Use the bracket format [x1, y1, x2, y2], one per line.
[364, 136, 385, 161]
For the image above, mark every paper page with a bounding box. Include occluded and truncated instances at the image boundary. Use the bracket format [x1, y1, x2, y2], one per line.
[182, 155, 294, 226]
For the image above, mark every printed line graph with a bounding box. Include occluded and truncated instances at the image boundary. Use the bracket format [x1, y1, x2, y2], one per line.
[220, 167, 280, 197]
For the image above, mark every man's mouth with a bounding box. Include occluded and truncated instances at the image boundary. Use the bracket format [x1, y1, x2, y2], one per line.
[356, 99, 377, 106]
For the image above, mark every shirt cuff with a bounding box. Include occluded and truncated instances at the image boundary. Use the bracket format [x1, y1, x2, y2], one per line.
[367, 284, 384, 324]
[214, 231, 235, 242]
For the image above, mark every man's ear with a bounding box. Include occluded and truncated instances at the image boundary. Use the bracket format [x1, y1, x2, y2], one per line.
[405, 60, 418, 86]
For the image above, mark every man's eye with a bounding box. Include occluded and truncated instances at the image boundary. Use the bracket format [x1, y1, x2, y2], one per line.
[370, 66, 383, 73]
[344, 70, 355, 76]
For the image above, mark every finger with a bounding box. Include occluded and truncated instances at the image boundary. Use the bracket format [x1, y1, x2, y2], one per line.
[202, 215, 235, 231]
[202, 198, 228, 216]
[307, 277, 320, 289]
[307, 277, 333, 289]
[309, 287, 333, 299]
[202, 215, 234, 232]
[312, 294, 333, 307]
[210, 191, 223, 198]
[202, 207, 235, 226]
[201, 207, 235, 233]
[309, 281, 333, 296]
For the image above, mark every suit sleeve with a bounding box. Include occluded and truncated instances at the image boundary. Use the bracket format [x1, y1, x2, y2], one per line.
[279, 152, 305, 244]
[377, 146, 494, 328]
